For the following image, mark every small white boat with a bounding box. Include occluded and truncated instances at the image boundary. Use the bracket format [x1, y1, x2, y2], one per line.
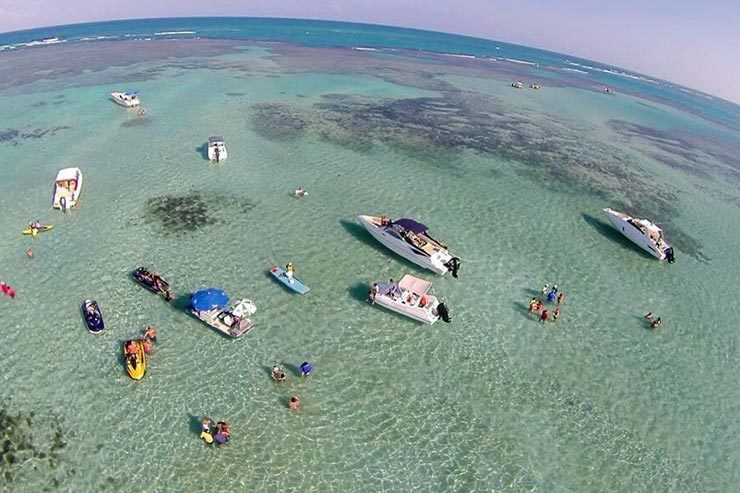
[52, 167, 83, 210]
[207, 136, 227, 162]
[110, 91, 140, 107]
[370, 274, 450, 325]
[603, 208, 675, 262]
[357, 215, 460, 277]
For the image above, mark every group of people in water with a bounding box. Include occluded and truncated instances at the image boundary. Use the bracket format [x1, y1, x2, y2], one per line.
[528, 284, 564, 323]
[644, 312, 663, 330]
[200, 418, 231, 445]
[269, 361, 313, 412]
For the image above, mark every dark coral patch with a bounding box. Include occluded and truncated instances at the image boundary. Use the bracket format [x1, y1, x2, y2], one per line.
[0, 126, 71, 146]
[144, 191, 256, 236]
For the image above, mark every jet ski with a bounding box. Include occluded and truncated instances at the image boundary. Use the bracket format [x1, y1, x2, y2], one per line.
[132, 267, 173, 301]
[81, 299, 104, 334]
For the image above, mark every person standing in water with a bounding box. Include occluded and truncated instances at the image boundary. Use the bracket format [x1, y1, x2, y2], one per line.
[644, 312, 653, 320]
[553, 307, 560, 321]
[540, 310, 549, 323]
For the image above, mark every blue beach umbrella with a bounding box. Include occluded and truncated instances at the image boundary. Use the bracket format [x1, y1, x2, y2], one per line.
[190, 288, 229, 311]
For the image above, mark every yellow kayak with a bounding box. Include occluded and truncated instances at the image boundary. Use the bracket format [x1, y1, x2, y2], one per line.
[22, 224, 53, 236]
[123, 340, 147, 381]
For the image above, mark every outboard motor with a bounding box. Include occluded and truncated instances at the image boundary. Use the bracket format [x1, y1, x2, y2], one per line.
[446, 257, 461, 278]
[665, 247, 675, 264]
[437, 303, 451, 323]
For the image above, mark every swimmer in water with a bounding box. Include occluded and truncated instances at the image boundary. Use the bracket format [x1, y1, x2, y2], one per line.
[288, 396, 301, 411]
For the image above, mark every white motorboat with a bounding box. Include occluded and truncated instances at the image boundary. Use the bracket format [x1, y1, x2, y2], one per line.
[369, 274, 451, 325]
[207, 136, 227, 162]
[603, 208, 675, 262]
[52, 167, 83, 210]
[110, 91, 140, 107]
[357, 215, 461, 277]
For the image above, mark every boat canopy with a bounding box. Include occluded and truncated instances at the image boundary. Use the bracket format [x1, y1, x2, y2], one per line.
[190, 288, 229, 311]
[395, 218, 427, 234]
[398, 275, 432, 296]
[208, 136, 224, 144]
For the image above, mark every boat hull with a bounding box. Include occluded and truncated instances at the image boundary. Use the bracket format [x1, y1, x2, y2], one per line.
[603, 209, 665, 259]
[52, 168, 83, 210]
[357, 215, 449, 275]
[373, 295, 439, 324]
[111, 92, 140, 107]
[189, 309, 254, 338]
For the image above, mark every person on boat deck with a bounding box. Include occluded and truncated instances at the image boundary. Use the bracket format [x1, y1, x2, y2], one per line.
[285, 262, 295, 284]
[388, 278, 400, 298]
[86, 303, 96, 315]
[144, 326, 157, 342]
[380, 215, 390, 226]
[125, 341, 139, 355]
[201, 418, 212, 433]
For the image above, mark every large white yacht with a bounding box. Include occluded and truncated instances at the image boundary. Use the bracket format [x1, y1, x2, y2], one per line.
[110, 91, 140, 107]
[52, 167, 83, 210]
[370, 274, 451, 325]
[603, 208, 675, 262]
[207, 136, 227, 162]
[357, 215, 460, 277]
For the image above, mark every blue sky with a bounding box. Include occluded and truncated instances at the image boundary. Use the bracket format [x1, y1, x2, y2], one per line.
[0, 0, 738, 103]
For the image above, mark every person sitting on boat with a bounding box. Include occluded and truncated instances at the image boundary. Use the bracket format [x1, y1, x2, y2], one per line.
[86, 303, 97, 316]
[379, 215, 390, 226]
[285, 262, 295, 284]
[419, 294, 429, 308]
[125, 341, 138, 355]
[152, 273, 164, 291]
[201, 418, 212, 434]
[144, 326, 157, 342]
[271, 366, 287, 382]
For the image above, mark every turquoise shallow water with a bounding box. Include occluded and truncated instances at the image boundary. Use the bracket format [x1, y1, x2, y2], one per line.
[1, 21, 740, 493]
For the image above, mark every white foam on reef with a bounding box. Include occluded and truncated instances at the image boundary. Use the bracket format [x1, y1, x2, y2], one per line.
[562, 67, 589, 74]
[154, 31, 196, 36]
[352, 47, 378, 51]
[1, 37, 66, 51]
[503, 58, 537, 66]
[567, 61, 659, 85]
[442, 53, 476, 59]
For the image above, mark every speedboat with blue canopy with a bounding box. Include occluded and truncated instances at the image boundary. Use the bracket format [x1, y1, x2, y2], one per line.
[111, 90, 140, 107]
[189, 288, 256, 338]
[357, 214, 460, 277]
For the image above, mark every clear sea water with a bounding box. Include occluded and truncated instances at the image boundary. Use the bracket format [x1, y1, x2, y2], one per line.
[0, 18, 739, 492]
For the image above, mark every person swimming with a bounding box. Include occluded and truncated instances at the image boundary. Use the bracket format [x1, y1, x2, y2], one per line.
[144, 326, 157, 342]
[271, 366, 287, 382]
[288, 396, 301, 411]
